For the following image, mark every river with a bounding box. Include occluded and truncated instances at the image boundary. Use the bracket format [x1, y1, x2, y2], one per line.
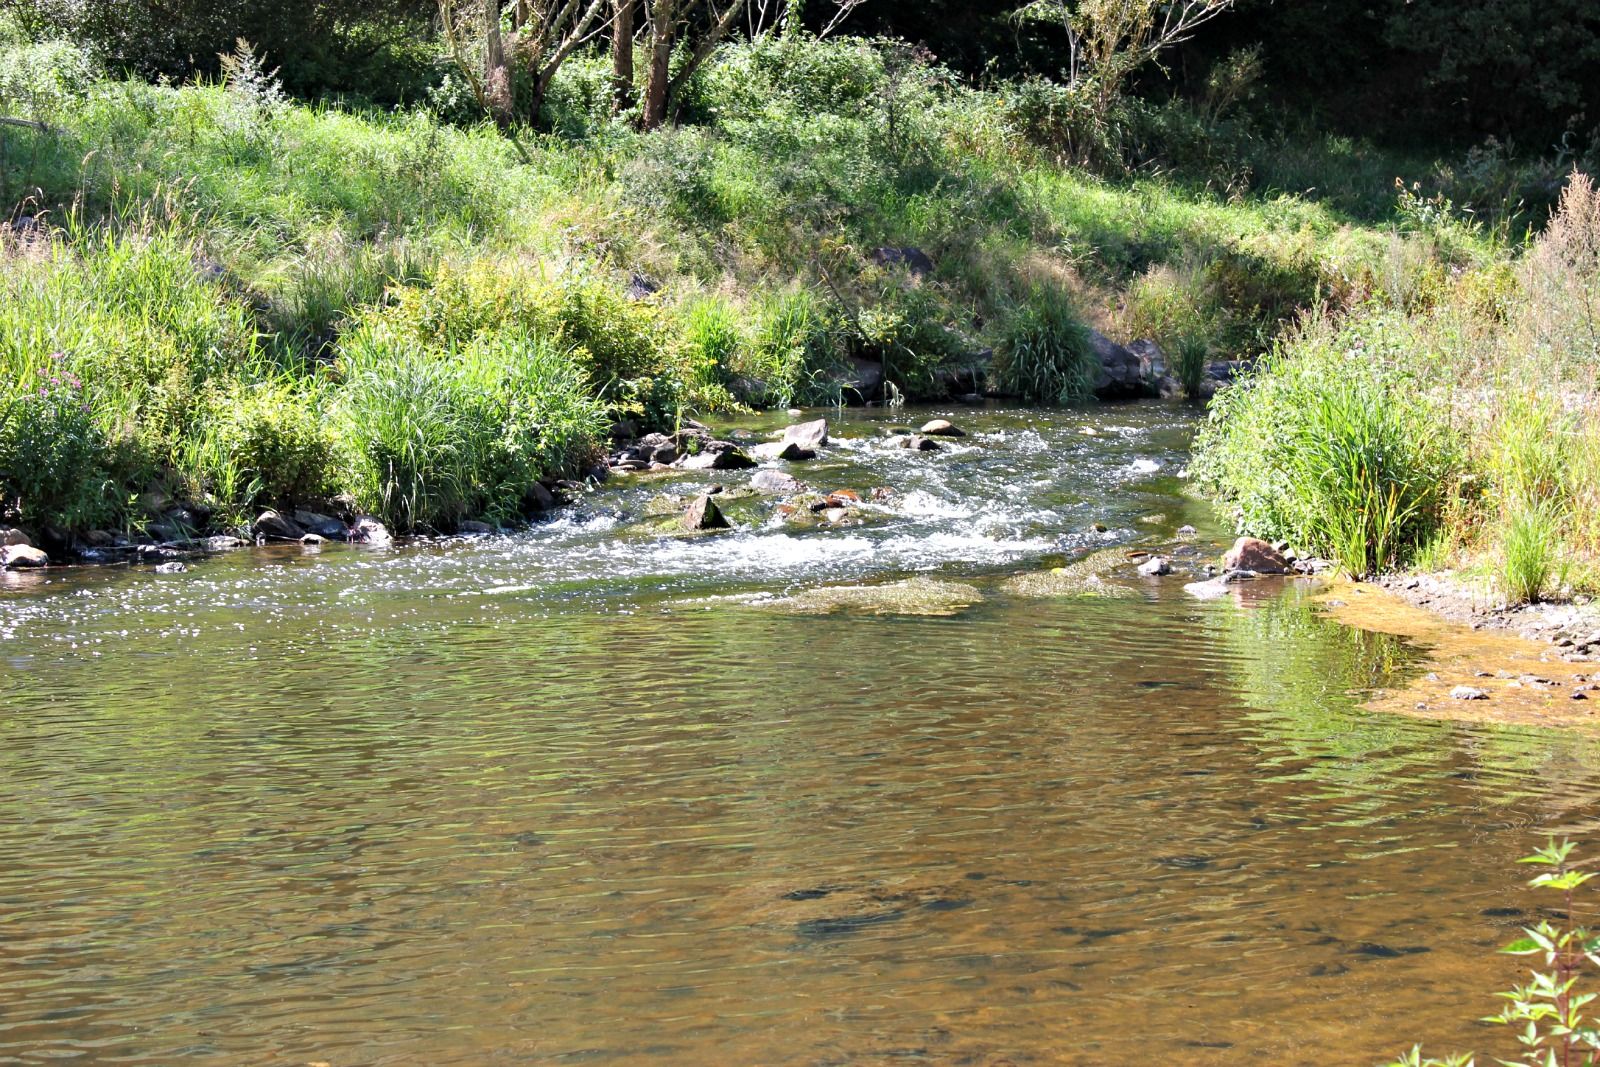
[2, 404, 1592, 1066]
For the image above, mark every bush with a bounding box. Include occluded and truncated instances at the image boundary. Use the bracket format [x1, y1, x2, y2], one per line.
[0, 355, 116, 529]
[737, 289, 849, 407]
[334, 321, 604, 531]
[184, 377, 337, 517]
[991, 284, 1095, 404]
[1193, 314, 1462, 575]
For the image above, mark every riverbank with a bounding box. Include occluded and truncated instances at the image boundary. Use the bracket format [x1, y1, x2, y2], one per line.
[1, 29, 1508, 550]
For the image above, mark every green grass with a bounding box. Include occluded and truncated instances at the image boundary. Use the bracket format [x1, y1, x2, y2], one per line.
[0, 28, 1532, 540]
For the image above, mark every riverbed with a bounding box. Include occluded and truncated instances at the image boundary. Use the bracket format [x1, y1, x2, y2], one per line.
[1, 404, 1590, 1066]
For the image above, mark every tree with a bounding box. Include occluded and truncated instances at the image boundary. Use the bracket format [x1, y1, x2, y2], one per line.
[1014, 0, 1233, 122]
[438, 0, 611, 127]
[626, 0, 866, 129]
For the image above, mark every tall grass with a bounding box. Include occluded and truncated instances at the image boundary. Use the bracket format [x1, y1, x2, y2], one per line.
[992, 283, 1096, 404]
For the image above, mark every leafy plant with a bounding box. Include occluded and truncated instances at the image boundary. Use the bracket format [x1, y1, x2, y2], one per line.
[1388, 839, 1600, 1067]
[992, 283, 1095, 404]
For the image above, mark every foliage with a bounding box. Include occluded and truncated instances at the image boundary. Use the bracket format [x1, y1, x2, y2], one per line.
[992, 283, 1095, 404]
[0, 353, 115, 528]
[1193, 314, 1462, 576]
[1387, 839, 1600, 1067]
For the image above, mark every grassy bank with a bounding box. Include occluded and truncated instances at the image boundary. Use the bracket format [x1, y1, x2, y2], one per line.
[0, 26, 1518, 542]
[1193, 175, 1600, 604]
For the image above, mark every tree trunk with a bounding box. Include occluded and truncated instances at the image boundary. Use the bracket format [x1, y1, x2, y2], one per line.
[484, 0, 511, 127]
[640, 0, 676, 129]
[612, 0, 637, 111]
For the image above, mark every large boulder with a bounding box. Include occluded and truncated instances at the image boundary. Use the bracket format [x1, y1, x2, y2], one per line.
[1128, 339, 1167, 383]
[1089, 329, 1146, 400]
[783, 418, 829, 451]
[252, 509, 305, 542]
[1, 527, 31, 547]
[292, 510, 349, 541]
[1222, 536, 1290, 574]
[682, 494, 731, 531]
[753, 441, 815, 462]
[841, 357, 883, 403]
[0, 544, 48, 569]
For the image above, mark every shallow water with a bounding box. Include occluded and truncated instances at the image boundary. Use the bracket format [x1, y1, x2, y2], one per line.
[2, 405, 1596, 1066]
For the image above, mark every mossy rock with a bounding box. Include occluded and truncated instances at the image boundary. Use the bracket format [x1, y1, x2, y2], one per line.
[751, 577, 983, 616]
[1001, 548, 1139, 599]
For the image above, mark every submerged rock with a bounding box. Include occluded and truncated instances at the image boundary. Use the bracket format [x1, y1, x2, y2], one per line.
[459, 520, 494, 536]
[751, 470, 804, 495]
[894, 435, 942, 452]
[753, 577, 982, 617]
[153, 561, 188, 574]
[1222, 537, 1290, 574]
[682, 494, 731, 532]
[1137, 556, 1172, 577]
[1, 544, 48, 569]
[1003, 549, 1136, 599]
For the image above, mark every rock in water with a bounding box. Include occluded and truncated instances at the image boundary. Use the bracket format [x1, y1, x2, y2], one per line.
[681, 447, 758, 471]
[1, 527, 30, 546]
[1451, 686, 1490, 701]
[919, 419, 966, 437]
[753, 441, 816, 462]
[153, 561, 188, 574]
[1137, 557, 1172, 577]
[292, 510, 348, 540]
[351, 516, 391, 545]
[783, 418, 829, 451]
[751, 470, 804, 495]
[1222, 536, 1290, 574]
[0, 544, 48, 569]
[682, 494, 731, 531]
[1088, 329, 1145, 400]
[896, 435, 942, 452]
[459, 520, 494, 535]
[253, 509, 306, 542]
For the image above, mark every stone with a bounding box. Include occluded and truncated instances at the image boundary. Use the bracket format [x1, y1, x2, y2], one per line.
[682, 494, 731, 532]
[1137, 557, 1172, 577]
[870, 246, 935, 278]
[896, 435, 942, 452]
[919, 419, 966, 438]
[753, 441, 816, 462]
[1, 527, 30, 546]
[153, 561, 188, 574]
[459, 520, 494, 535]
[528, 483, 558, 511]
[1088, 329, 1145, 400]
[300, 533, 325, 545]
[783, 418, 829, 451]
[625, 272, 660, 300]
[351, 516, 391, 546]
[841, 356, 883, 402]
[202, 535, 245, 552]
[1128, 338, 1167, 381]
[1451, 686, 1490, 701]
[1, 544, 48, 569]
[1222, 536, 1290, 574]
[252, 509, 305, 542]
[680, 446, 758, 471]
[83, 529, 116, 548]
[292, 510, 348, 540]
[751, 470, 804, 494]
[822, 507, 850, 523]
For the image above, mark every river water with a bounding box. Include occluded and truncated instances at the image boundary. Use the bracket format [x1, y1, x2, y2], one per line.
[2, 405, 1596, 1066]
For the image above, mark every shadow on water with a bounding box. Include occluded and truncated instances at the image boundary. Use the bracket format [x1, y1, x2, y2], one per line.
[1, 405, 1596, 1065]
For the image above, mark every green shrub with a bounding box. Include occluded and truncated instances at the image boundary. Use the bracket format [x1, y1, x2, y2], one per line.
[1501, 501, 1563, 605]
[738, 289, 849, 407]
[1173, 336, 1209, 399]
[184, 377, 338, 518]
[334, 325, 604, 531]
[991, 284, 1095, 404]
[0, 355, 117, 529]
[1194, 314, 1462, 576]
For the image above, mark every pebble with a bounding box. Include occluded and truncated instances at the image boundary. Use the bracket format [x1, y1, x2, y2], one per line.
[1451, 686, 1490, 701]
